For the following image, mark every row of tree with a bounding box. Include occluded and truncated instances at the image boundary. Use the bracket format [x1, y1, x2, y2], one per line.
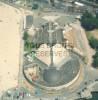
[89, 37, 98, 68]
[92, 52, 98, 68]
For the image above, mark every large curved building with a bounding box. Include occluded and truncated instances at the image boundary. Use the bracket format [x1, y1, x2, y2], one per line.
[23, 45, 81, 90]
[1, 1, 98, 100]
[23, 15, 84, 94]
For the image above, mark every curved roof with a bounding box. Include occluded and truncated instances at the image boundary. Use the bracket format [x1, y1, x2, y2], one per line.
[43, 68, 62, 85]
[24, 50, 81, 87]
[41, 53, 80, 87]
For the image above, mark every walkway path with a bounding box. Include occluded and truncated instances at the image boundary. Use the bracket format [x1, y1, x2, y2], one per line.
[71, 22, 94, 66]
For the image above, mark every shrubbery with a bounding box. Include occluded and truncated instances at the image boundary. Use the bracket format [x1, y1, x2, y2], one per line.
[80, 11, 98, 31]
[32, 3, 39, 10]
[89, 37, 98, 68]
[89, 37, 98, 49]
[23, 31, 32, 51]
[92, 52, 98, 68]
[23, 31, 41, 51]
[82, 11, 98, 68]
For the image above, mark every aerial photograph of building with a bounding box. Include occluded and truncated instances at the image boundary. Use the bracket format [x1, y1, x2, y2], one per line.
[0, 0, 98, 100]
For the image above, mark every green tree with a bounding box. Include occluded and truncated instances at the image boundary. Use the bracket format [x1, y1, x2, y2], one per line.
[32, 3, 39, 9]
[93, 52, 98, 58]
[96, 13, 98, 18]
[81, 11, 98, 30]
[89, 37, 98, 49]
[92, 56, 98, 68]
[23, 31, 29, 41]
[89, 37, 98, 68]
[23, 31, 32, 52]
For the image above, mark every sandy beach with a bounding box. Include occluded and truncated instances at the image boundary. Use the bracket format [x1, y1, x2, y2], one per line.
[0, 3, 22, 94]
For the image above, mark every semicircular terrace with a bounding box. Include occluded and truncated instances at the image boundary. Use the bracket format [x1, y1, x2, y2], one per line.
[23, 53, 82, 91]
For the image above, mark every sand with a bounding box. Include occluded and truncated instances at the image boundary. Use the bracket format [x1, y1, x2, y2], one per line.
[0, 3, 22, 94]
